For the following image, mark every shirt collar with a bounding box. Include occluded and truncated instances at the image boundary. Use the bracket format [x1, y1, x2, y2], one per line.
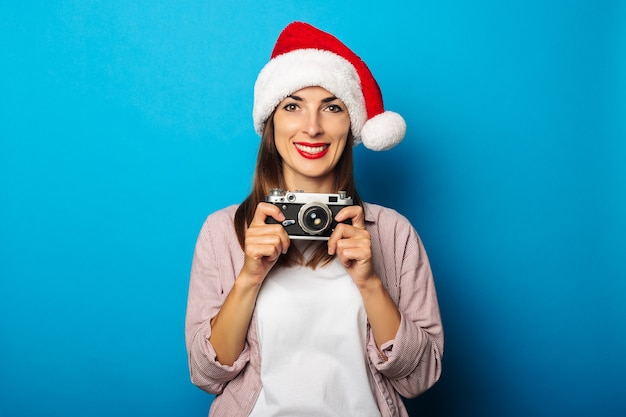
[363, 203, 377, 224]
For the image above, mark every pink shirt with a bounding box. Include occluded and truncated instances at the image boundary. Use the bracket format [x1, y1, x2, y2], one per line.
[185, 203, 444, 417]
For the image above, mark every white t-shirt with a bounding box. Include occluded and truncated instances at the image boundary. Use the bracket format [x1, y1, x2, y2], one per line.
[249, 244, 381, 417]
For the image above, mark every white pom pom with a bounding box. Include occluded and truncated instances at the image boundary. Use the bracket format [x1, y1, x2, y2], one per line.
[359, 111, 406, 151]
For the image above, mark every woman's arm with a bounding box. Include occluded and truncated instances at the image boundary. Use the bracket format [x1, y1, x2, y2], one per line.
[185, 204, 289, 393]
[185, 212, 244, 394]
[354, 275, 401, 354]
[328, 205, 401, 352]
[371, 213, 443, 398]
[330, 205, 443, 397]
[208, 203, 289, 366]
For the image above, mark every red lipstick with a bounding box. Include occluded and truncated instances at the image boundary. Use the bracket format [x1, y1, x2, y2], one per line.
[294, 142, 330, 159]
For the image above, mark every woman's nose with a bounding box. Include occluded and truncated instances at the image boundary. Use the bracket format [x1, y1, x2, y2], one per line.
[304, 112, 323, 136]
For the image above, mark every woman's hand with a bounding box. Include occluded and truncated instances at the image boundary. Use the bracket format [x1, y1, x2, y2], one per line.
[327, 205, 375, 288]
[240, 202, 291, 286]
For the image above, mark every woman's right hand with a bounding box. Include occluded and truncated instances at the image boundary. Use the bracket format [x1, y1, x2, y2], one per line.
[239, 202, 290, 286]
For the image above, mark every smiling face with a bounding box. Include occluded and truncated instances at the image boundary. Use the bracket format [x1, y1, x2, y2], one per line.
[273, 86, 351, 193]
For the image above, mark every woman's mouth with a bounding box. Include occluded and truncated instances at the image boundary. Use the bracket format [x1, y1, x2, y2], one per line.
[294, 142, 330, 159]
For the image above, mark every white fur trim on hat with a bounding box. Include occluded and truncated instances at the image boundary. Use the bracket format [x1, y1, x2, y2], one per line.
[253, 49, 367, 141]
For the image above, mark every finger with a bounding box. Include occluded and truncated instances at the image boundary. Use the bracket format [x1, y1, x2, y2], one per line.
[335, 246, 366, 269]
[335, 234, 371, 254]
[335, 205, 365, 229]
[327, 227, 341, 255]
[335, 242, 373, 273]
[247, 226, 291, 255]
[329, 224, 371, 255]
[251, 202, 286, 226]
[247, 222, 285, 237]
[243, 243, 284, 279]
[333, 222, 370, 239]
[248, 243, 283, 263]
[327, 224, 367, 255]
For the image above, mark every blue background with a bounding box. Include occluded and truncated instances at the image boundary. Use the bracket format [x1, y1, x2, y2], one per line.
[1, 1, 625, 416]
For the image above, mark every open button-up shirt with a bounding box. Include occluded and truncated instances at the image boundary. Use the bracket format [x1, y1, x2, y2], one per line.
[185, 203, 443, 417]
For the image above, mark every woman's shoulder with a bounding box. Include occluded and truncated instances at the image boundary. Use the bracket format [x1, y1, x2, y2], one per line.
[363, 201, 420, 245]
[199, 204, 240, 239]
[204, 204, 239, 224]
[363, 202, 411, 226]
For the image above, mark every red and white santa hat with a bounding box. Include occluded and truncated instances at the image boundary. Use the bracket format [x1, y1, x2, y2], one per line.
[253, 21, 406, 151]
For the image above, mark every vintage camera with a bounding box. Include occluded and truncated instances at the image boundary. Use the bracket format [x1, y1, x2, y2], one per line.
[265, 189, 353, 240]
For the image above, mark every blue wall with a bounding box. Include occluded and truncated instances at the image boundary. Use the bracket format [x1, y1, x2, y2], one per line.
[1, 1, 624, 416]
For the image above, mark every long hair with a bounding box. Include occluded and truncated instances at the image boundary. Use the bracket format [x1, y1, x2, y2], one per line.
[234, 111, 363, 268]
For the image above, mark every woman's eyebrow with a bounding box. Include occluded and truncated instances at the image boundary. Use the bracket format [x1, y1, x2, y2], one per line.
[321, 96, 339, 103]
[285, 95, 339, 103]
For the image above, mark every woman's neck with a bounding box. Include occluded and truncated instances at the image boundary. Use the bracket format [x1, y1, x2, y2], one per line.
[283, 175, 336, 193]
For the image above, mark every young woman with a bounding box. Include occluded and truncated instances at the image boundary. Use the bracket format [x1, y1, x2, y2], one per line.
[185, 22, 443, 417]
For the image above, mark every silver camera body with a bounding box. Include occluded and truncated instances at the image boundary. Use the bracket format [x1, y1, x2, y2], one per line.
[265, 189, 353, 240]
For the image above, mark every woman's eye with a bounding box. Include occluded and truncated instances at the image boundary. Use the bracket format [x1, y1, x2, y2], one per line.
[326, 104, 343, 113]
[283, 103, 298, 112]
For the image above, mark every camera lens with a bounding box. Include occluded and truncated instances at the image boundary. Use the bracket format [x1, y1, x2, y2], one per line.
[298, 202, 332, 235]
[304, 208, 328, 230]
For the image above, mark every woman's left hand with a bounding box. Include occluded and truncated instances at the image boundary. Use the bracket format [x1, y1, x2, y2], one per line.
[327, 205, 376, 287]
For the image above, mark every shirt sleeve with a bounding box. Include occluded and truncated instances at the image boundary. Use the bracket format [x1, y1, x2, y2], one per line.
[185, 213, 250, 395]
[366, 210, 444, 398]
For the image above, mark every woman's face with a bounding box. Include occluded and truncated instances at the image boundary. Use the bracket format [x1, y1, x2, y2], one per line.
[273, 86, 350, 192]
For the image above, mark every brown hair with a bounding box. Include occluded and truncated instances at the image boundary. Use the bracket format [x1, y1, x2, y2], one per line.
[234, 111, 363, 268]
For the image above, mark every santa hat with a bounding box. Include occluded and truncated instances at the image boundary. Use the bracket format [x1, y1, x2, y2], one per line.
[253, 21, 406, 151]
